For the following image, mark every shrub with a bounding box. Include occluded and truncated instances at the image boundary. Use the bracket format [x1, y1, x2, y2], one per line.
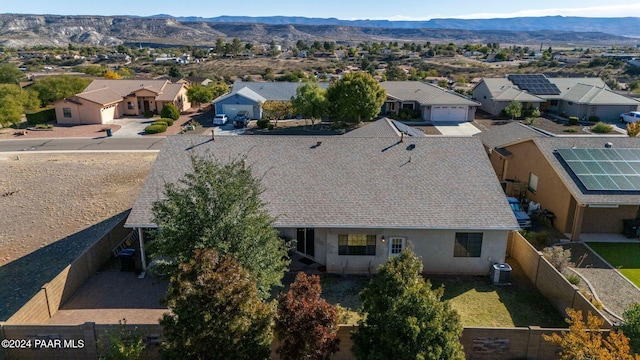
[566, 273, 581, 285]
[34, 124, 53, 129]
[159, 117, 174, 126]
[397, 108, 420, 120]
[144, 124, 167, 134]
[563, 127, 578, 133]
[152, 120, 168, 127]
[591, 122, 613, 134]
[620, 303, 640, 354]
[26, 107, 56, 125]
[522, 230, 549, 249]
[568, 116, 579, 125]
[160, 103, 180, 120]
[143, 110, 154, 118]
[628, 122, 640, 137]
[542, 246, 574, 273]
[588, 115, 600, 122]
[256, 119, 270, 129]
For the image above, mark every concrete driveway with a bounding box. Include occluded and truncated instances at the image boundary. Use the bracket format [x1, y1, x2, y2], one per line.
[432, 121, 481, 136]
[210, 121, 250, 136]
[111, 117, 156, 137]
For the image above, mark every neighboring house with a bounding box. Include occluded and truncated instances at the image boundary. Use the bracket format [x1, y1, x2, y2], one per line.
[125, 135, 518, 275]
[55, 80, 191, 125]
[473, 75, 640, 121]
[380, 81, 481, 122]
[483, 136, 640, 241]
[212, 81, 329, 120]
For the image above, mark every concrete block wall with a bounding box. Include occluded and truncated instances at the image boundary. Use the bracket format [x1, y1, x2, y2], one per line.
[6, 214, 131, 325]
[507, 231, 612, 328]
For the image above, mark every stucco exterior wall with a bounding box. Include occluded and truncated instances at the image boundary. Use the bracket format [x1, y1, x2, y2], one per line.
[582, 205, 639, 233]
[55, 100, 109, 125]
[472, 81, 497, 115]
[502, 141, 574, 233]
[281, 227, 509, 275]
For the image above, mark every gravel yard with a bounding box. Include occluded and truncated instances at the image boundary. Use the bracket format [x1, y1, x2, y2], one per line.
[0, 152, 156, 320]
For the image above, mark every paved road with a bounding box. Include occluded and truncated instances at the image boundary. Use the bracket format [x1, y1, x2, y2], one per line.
[0, 137, 166, 153]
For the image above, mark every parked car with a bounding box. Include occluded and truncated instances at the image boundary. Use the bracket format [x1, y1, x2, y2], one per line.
[213, 114, 228, 125]
[620, 111, 640, 123]
[233, 111, 250, 128]
[507, 197, 532, 229]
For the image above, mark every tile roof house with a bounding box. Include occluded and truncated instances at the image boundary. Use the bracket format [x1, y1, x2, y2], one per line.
[212, 81, 330, 120]
[381, 81, 481, 122]
[125, 135, 518, 275]
[55, 80, 191, 125]
[487, 136, 640, 240]
[473, 75, 640, 121]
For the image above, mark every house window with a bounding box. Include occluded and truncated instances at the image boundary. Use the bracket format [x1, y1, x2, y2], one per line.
[528, 173, 539, 194]
[387, 102, 396, 111]
[127, 101, 134, 110]
[62, 108, 72, 118]
[338, 234, 376, 256]
[402, 103, 415, 110]
[454, 233, 483, 257]
[549, 100, 559, 106]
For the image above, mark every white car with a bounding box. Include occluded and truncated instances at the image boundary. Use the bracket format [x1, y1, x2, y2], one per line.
[620, 111, 640, 123]
[213, 114, 228, 125]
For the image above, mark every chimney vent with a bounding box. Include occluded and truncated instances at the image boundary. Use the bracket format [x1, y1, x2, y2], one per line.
[316, 141, 322, 147]
[605, 142, 613, 148]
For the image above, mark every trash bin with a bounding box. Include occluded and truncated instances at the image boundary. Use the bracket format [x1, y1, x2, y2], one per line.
[118, 248, 136, 272]
[106, 128, 112, 137]
[490, 263, 512, 285]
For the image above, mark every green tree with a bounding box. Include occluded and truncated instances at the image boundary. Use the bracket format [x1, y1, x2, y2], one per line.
[186, 84, 213, 108]
[97, 319, 146, 360]
[620, 303, 640, 354]
[384, 64, 407, 81]
[148, 155, 289, 298]
[352, 249, 465, 360]
[160, 103, 180, 120]
[30, 75, 91, 106]
[504, 101, 522, 119]
[0, 84, 40, 126]
[208, 82, 229, 99]
[215, 38, 226, 55]
[326, 72, 386, 124]
[231, 38, 243, 56]
[161, 249, 273, 360]
[261, 100, 293, 127]
[275, 272, 340, 360]
[291, 82, 328, 126]
[168, 64, 182, 78]
[0, 64, 26, 84]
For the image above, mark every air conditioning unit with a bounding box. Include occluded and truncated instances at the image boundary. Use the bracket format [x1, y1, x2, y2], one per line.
[490, 263, 512, 285]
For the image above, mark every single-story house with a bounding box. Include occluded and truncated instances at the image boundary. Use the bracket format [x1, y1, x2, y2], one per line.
[212, 81, 330, 120]
[125, 134, 519, 275]
[380, 81, 481, 122]
[55, 80, 191, 125]
[473, 75, 640, 121]
[479, 135, 640, 240]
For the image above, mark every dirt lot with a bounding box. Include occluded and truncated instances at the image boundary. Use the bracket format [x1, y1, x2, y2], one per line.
[0, 153, 156, 265]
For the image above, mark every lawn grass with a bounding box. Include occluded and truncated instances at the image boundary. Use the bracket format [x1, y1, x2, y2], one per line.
[586, 242, 640, 288]
[316, 263, 565, 328]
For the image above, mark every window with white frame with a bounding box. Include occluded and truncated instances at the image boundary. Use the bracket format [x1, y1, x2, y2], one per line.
[388, 237, 405, 257]
[528, 173, 539, 194]
[127, 101, 134, 110]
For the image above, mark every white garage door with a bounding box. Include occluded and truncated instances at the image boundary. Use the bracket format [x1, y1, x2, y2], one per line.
[222, 104, 254, 119]
[431, 106, 468, 122]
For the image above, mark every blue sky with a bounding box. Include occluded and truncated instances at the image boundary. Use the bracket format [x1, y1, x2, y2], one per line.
[1, 0, 639, 19]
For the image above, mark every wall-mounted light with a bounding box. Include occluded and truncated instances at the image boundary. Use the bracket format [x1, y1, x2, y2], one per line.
[380, 235, 386, 243]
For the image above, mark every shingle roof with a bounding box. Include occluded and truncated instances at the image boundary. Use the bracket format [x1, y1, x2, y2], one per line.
[83, 80, 170, 96]
[126, 136, 518, 231]
[343, 118, 426, 138]
[381, 81, 480, 106]
[155, 83, 184, 101]
[491, 85, 545, 102]
[548, 77, 609, 98]
[474, 122, 548, 150]
[561, 83, 639, 105]
[75, 87, 123, 105]
[214, 87, 266, 104]
[533, 137, 640, 205]
[231, 81, 330, 101]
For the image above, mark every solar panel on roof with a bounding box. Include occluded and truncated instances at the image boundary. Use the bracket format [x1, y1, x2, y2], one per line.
[508, 74, 561, 95]
[556, 148, 640, 193]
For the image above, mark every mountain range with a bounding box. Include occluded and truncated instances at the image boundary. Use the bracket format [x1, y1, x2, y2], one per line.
[0, 14, 638, 48]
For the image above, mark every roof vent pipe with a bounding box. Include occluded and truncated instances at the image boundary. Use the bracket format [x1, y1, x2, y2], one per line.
[316, 141, 322, 147]
[605, 142, 613, 148]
